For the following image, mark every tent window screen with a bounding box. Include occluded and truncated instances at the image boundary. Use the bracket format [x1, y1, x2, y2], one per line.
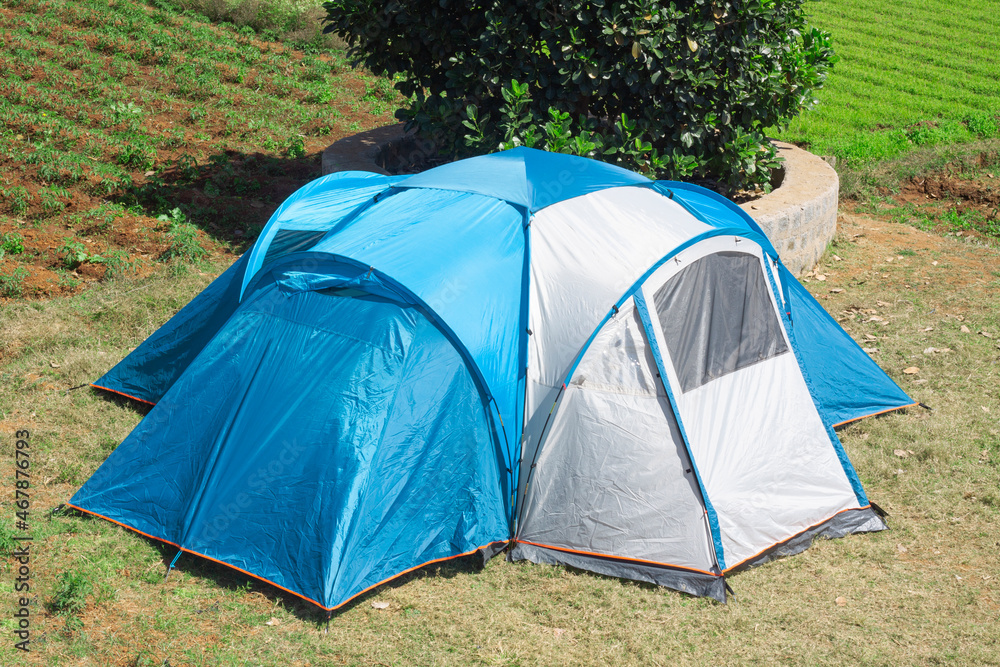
[262, 230, 327, 268]
[653, 251, 788, 392]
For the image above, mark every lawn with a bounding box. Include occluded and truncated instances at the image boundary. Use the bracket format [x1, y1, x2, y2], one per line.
[1, 0, 999, 665]
[778, 0, 1000, 165]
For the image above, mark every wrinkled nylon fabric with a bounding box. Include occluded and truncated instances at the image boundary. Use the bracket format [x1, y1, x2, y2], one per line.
[73, 284, 508, 609]
[240, 171, 403, 297]
[780, 264, 913, 426]
[397, 146, 653, 212]
[517, 303, 715, 573]
[654, 181, 779, 259]
[726, 506, 887, 573]
[510, 542, 726, 602]
[640, 245, 860, 567]
[79, 150, 914, 609]
[262, 230, 327, 267]
[310, 188, 525, 467]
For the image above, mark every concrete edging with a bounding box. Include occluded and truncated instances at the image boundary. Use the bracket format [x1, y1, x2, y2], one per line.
[737, 140, 839, 275]
[322, 129, 837, 275]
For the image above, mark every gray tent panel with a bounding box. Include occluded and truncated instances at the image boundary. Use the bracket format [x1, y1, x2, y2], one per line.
[510, 541, 726, 603]
[653, 251, 788, 393]
[725, 506, 887, 573]
[516, 305, 717, 575]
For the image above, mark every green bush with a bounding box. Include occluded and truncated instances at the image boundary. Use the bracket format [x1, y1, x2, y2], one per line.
[322, 0, 835, 192]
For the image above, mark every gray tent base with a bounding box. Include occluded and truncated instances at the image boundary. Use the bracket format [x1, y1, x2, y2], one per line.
[508, 542, 728, 602]
[508, 507, 888, 604]
[728, 506, 888, 574]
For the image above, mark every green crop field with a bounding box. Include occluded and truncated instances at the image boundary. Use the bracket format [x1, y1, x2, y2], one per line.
[778, 0, 1000, 164]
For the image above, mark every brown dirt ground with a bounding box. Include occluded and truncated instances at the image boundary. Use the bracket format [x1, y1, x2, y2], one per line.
[0, 4, 394, 303]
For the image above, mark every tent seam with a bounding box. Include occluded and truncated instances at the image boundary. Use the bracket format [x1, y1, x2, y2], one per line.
[515, 540, 721, 577]
[722, 505, 872, 573]
[831, 402, 918, 428]
[89, 383, 156, 406]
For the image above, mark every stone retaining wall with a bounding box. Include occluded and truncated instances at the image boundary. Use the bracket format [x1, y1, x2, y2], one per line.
[322, 130, 838, 275]
[738, 140, 839, 275]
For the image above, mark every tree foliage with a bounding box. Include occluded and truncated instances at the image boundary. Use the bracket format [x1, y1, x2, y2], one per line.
[322, 0, 835, 191]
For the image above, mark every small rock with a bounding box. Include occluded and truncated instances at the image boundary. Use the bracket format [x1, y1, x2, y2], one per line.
[265, 617, 281, 626]
[903, 367, 919, 374]
[931, 260, 938, 266]
[835, 596, 847, 607]
[371, 601, 390, 610]
[863, 347, 878, 354]
[960, 325, 971, 333]
[980, 331, 993, 338]
[49, 361, 60, 368]
[829, 288, 844, 293]
[832, 255, 842, 261]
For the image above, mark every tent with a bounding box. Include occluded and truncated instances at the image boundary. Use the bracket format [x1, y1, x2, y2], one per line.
[70, 147, 915, 610]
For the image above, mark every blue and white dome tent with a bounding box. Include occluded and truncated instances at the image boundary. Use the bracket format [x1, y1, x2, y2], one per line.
[71, 148, 915, 610]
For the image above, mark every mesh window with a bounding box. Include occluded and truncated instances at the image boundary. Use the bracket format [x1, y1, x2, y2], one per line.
[653, 251, 788, 392]
[261, 230, 327, 268]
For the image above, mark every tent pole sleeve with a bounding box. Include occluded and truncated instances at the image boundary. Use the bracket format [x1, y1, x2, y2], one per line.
[561, 227, 763, 387]
[512, 208, 532, 534]
[633, 290, 727, 572]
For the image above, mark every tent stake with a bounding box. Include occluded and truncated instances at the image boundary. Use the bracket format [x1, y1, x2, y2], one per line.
[164, 549, 182, 581]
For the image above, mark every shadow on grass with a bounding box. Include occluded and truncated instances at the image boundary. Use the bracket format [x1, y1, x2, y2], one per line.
[65, 496, 491, 626]
[113, 148, 325, 253]
[89, 387, 155, 417]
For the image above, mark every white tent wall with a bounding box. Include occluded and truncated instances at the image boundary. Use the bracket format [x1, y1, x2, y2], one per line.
[521, 186, 712, 500]
[636, 236, 863, 570]
[516, 300, 716, 574]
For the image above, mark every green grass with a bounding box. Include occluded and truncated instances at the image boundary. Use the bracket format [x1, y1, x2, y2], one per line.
[778, 0, 1000, 165]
